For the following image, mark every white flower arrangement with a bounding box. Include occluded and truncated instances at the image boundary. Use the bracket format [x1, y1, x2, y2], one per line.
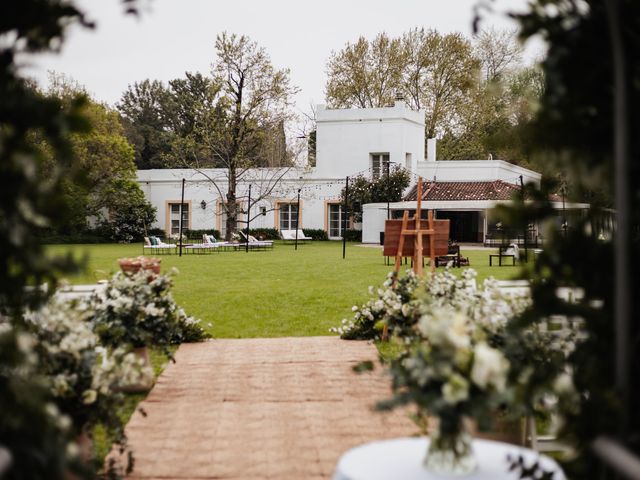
[24, 296, 154, 432]
[333, 268, 531, 341]
[89, 269, 208, 350]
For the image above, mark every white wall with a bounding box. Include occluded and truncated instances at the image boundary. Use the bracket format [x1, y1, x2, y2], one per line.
[416, 159, 541, 186]
[315, 101, 425, 179]
[362, 203, 389, 244]
[137, 169, 344, 235]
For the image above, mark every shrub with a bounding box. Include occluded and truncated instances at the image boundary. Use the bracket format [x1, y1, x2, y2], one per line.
[40, 230, 111, 244]
[147, 228, 166, 238]
[248, 228, 280, 240]
[184, 229, 221, 241]
[344, 229, 362, 242]
[300, 228, 328, 241]
[89, 270, 210, 354]
[332, 269, 531, 341]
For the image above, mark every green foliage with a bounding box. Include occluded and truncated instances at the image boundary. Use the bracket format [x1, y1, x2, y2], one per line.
[340, 165, 411, 220]
[326, 29, 480, 139]
[37, 76, 157, 242]
[327, 28, 540, 167]
[117, 79, 175, 169]
[183, 229, 222, 241]
[0, 329, 88, 480]
[91, 270, 209, 352]
[0, 1, 147, 478]
[484, 0, 640, 476]
[343, 229, 362, 242]
[299, 228, 328, 241]
[100, 179, 157, 243]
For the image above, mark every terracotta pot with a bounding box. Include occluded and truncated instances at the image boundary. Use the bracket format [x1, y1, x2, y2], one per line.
[118, 258, 141, 274]
[118, 257, 161, 276]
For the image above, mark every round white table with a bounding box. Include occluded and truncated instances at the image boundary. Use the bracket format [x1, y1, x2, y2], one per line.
[333, 437, 565, 480]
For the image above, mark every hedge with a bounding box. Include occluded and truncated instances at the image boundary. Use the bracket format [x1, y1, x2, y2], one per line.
[343, 229, 362, 242]
[300, 228, 329, 241]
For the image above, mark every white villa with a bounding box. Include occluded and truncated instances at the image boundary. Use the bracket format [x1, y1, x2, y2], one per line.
[137, 100, 580, 243]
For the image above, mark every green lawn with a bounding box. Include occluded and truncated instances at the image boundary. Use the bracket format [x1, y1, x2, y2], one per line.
[48, 242, 523, 338]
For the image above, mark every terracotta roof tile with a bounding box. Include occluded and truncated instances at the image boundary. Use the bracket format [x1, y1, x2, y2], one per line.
[403, 180, 563, 202]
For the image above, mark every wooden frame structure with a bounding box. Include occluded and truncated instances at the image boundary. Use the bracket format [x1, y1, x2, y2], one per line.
[381, 177, 450, 339]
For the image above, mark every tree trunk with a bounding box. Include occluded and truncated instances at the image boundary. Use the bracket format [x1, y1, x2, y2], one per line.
[225, 168, 238, 241]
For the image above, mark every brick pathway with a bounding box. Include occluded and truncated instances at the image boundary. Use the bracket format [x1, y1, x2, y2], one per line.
[117, 337, 416, 480]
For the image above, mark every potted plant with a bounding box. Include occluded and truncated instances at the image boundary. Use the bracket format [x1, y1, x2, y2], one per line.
[118, 256, 161, 275]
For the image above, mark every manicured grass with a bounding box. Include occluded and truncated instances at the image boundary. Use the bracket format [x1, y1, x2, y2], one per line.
[48, 242, 523, 338]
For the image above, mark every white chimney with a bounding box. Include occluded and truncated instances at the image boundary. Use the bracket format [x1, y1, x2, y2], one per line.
[427, 138, 437, 162]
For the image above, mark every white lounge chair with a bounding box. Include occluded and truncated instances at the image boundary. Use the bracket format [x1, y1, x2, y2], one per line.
[143, 236, 177, 255]
[239, 231, 273, 250]
[281, 229, 312, 243]
[296, 229, 312, 241]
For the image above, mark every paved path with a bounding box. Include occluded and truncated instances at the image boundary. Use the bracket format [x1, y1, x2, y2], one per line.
[118, 337, 416, 480]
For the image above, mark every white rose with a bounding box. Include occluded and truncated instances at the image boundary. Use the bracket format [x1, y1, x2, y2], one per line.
[442, 373, 470, 405]
[553, 372, 575, 395]
[471, 343, 509, 392]
[82, 389, 98, 405]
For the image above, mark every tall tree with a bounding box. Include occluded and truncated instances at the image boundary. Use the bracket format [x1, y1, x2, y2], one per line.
[36, 73, 156, 241]
[176, 33, 298, 240]
[326, 33, 405, 108]
[325, 29, 480, 139]
[473, 27, 523, 82]
[117, 79, 173, 169]
[401, 29, 480, 138]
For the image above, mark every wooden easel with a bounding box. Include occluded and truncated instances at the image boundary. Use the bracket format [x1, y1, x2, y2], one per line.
[393, 177, 436, 276]
[383, 177, 436, 339]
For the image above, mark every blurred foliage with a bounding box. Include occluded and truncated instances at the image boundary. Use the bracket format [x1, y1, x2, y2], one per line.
[482, 0, 640, 477]
[0, 0, 138, 478]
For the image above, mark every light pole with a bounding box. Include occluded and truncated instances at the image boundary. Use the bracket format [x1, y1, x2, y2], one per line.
[245, 184, 251, 253]
[342, 176, 349, 259]
[295, 188, 301, 250]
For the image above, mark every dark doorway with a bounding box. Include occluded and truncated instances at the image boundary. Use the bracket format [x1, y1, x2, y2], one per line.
[435, 211, 481, 243]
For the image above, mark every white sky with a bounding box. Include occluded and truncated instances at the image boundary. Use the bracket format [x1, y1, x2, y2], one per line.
[22, 0, 539, 113]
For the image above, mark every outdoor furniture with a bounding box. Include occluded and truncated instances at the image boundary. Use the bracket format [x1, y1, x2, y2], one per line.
[435, 244, 468, 268]
[238, 232, 274, 250]
[490, 244, 518, 266]
[143, 236, 177, 255]
[281, 229, 312, 243]
[333, 437, 565, 480]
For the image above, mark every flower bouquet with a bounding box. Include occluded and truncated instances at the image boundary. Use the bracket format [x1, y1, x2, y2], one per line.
[380, 305, 511, 475]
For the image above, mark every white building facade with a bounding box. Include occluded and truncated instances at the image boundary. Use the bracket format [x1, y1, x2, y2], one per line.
[138, 101, 555, 243]
[138, 100, 427, 240]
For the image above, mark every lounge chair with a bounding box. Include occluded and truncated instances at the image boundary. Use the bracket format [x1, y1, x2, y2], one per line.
[201, 234, 231, 248]
[143, 236, 177, 255]
[281, 229, 312, 243]
[281, 230, 296, 242]
[238, 231, 274, 250]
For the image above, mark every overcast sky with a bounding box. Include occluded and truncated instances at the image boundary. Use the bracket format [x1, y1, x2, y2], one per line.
[23, 0, 539, 113]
